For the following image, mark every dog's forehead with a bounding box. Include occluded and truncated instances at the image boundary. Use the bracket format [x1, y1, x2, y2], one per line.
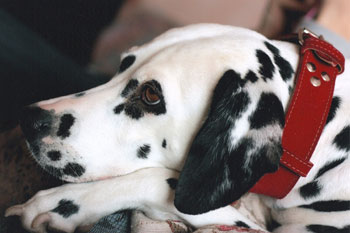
[123, 34, 264, 91]
[122, 24, 266, 73]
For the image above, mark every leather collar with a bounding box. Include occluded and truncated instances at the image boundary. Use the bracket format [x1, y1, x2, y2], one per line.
[250, 29, 345, 198]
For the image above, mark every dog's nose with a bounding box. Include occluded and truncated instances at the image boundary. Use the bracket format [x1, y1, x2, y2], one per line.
[19, 106, 53, 142]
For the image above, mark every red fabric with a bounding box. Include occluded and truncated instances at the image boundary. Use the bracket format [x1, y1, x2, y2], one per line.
[250, 34, 345, 198]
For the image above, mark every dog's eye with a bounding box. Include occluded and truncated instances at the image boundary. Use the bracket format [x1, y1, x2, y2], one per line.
[141, 85, 161, 105]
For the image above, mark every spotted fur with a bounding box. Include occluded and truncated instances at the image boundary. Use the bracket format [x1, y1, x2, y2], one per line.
[137, 144, 151, 159]
[7, 24, 349, 233]
[166, 178, 178, 190]
[162, 139, 167, 148]
[47, 150, 62, 161]
[119, 55, 136, 73]
[256, 49, 275, 81]
[57, 114, 75, 139]
[51, 199, 79, 218]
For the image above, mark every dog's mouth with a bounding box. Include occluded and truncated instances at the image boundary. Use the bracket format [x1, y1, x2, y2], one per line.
[24, 139, 88, 182]
[25, 140, 134, 183]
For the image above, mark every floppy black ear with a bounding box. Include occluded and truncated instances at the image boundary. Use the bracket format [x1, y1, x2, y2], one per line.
[174, 69, 284, 215]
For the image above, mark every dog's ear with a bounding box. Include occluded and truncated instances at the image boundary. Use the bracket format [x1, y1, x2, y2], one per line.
[174, 69, 284, 215]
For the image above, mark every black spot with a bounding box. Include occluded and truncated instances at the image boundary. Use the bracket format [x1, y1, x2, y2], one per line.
[299, 200, 350, 212]
[235, 221, 250, 228]
[264, 41, 294, 81]
[249, 92, 285, 129]
[166, 178, 178, 190]
[124, 104, 144, 119]
[119, 55, 136, 73]
[315, 157, 347, 179]
[306, 224, 350, 233]
[273, 54, 294, 81]
[256, 49, 275, 81]
[121, 79, 139, 97]
[162, 139, 167, 148]
[51, 199, 79, 218]
[57, 114, 75, 139]
[63, 163, 85, 177]
[74, 92, 85, 97]
[266, 219, 281, 232]
[44, 165, 63, 178]
[264, 41, 280, 54]
[113, 104, 125, 114]
[326, 97, 341, 125]
[137, 144, 151, 159]
[333, 126, 350, 151]
[299, 181, 322, 200]
[244, 70, 258, 83]
[47, 150, 62, 161]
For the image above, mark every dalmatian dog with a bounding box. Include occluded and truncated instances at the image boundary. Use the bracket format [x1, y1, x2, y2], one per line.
[5, 24, 349, 233]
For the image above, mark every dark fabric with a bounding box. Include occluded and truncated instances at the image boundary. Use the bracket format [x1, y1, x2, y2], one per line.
[89, 211, 131, 233]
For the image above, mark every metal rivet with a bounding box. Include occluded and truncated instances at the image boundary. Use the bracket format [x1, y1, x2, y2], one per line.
[306, 62, 316, 72]
[321, 72, 330, 82]
[310, 76, 321, 87]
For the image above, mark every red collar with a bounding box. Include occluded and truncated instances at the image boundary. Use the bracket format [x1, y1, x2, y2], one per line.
[249, 29, 345, 198]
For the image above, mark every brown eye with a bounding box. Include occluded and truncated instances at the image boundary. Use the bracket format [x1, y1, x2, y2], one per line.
[142, 85, 161, 105]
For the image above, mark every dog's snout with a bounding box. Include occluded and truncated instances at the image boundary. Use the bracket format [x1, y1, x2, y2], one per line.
[20, 106, 53, 142]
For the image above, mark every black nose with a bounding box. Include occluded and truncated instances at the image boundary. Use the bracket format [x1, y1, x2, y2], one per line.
[19, 106, 53, 142]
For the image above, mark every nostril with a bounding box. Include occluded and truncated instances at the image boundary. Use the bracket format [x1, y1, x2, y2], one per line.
[33, 120, 51, 132]
[19, 106, 53, 142]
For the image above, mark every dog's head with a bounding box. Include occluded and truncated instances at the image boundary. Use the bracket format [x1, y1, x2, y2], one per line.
[19, 24, 297, 207]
